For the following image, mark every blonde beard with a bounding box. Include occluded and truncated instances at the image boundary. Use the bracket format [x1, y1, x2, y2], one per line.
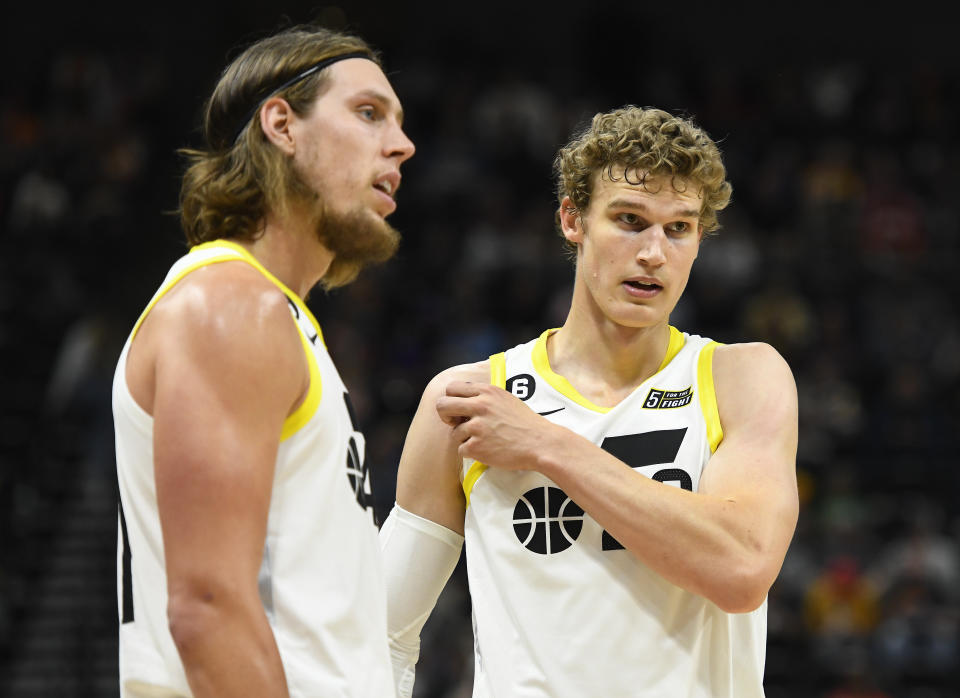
[287, 162, 401, 290]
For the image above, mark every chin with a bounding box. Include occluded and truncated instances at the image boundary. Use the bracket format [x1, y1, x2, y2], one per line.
[608, 308, 663, 330]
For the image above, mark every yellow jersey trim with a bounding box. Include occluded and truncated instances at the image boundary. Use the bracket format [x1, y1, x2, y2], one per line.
[131, 240, 324, 441]
[280, 330, 323, 442]
[660, 325, 686, 372]
[190, 241, 325, 440]
[530, 326, 686, 414]
[190, 240, 326, 347]
[462, 353, 505, 507]
[129, 253, 241, 342]
[462, 461, 486, 509]
[697, 341, 723, 453]
[490, 351, 506, 389]
[532, 328, 610, 413]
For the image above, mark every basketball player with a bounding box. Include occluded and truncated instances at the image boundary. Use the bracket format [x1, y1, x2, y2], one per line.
[114, 26, 414, 697]
[380, 107, 798, 697]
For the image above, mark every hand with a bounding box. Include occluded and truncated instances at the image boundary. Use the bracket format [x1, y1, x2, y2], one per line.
[435, 381, 558, 471]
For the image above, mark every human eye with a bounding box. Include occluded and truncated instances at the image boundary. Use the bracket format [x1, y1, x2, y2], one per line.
[667, 221, 692, 235]
[617, 212, 643, 227]
[358, 104, 382, 121]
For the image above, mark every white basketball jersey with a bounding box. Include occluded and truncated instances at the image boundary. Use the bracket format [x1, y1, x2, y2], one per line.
[461, 328, 767, 698]
[113, 240, 393, 697]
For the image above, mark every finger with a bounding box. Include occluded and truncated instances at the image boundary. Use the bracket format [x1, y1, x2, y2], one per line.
[438, 413, 467, 428]
[449, 418, 482, 451]
[436, 395, 482, 421]
[443, 381, 483, 398]
[457, 437, 476, 461]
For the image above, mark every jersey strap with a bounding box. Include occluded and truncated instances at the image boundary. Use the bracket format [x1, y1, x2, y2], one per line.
[129, 250, 244, 342]
[697, 341, 723, 452]
[529, 326, 686, 414]
[190, 240, 327, 348]
[131, 239, 324, 442]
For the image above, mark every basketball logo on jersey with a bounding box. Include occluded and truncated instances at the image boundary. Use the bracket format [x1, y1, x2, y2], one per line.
[506, 374, 536, 401]
[512, 486, 584, 554]
[643, 386, 693, 409]
[511, 430, 691, 554]
[343, 392, 376, 523]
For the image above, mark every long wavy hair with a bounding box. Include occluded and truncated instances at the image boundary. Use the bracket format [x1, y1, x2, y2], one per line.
[178, 26, 380, 247]
[553, 106, 732, 252]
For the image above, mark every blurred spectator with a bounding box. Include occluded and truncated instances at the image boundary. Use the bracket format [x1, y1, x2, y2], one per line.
[804, 556, 880, 674]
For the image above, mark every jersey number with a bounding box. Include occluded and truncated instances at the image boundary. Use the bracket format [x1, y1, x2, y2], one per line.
[599, 429, 689, 550]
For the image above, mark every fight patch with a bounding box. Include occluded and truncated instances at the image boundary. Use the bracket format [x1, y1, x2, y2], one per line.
[643, 386, 693, 409]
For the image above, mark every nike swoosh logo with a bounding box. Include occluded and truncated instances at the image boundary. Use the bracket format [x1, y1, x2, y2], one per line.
[537, 407, 565, 417]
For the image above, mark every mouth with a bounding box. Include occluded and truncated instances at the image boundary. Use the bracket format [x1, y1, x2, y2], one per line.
[371, 174, 399, 216]
[373, 180, 394, 197]
[622, 278, 663, 297]
[372, 172, 401, 199]
[624, 279, 662, 291]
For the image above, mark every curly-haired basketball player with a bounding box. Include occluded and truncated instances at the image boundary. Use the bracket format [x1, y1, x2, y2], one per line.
[381, 106, 798, 698]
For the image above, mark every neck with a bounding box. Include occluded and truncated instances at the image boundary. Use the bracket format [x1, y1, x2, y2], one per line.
[236, 209, 333, 299]
[549, 277, 671, 406]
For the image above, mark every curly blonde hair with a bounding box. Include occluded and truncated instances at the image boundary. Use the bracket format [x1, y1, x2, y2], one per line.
[178, 26, 379, 248]
[553, 106, 732, 248]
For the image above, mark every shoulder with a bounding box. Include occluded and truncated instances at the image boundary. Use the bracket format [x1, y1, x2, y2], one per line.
[158, 261, 294, 335]
[151, 260, 303, 375]
[439, 360, 492, 384]
[408, 359, 492, 419]
[712, 341, 793, 379]
[712, 342, 797, 426]
[424, 360, 492, 396]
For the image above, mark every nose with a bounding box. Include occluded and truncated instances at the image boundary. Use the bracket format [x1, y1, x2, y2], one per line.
[635, 226, 667, 268]
[385, 123, 415, 164]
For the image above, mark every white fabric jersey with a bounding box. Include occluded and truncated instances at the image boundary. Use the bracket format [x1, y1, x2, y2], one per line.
[461, 328, 767, 698]
[114, 240, 393, 698]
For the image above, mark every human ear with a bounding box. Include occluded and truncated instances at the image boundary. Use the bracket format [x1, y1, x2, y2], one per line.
[559, 196, 583, 245]
[259, 97, 296, 156]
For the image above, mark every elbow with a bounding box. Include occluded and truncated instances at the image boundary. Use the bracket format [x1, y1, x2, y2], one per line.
[167, 585, 223, 658]
[707, 562, 775, 614]
[712, 587, 768, 614]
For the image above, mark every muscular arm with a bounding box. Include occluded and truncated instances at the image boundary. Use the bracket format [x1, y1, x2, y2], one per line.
[437, 343, 799, 613]
[137, 264, 305, 696]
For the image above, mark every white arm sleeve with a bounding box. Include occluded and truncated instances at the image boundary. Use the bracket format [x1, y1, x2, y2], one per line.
[379, 504, 464, 698]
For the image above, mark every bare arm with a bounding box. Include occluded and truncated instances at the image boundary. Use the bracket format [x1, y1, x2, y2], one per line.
[138, 264, 305, 696]
[436, 343, 799, 612]
[394, 361, 489, 533]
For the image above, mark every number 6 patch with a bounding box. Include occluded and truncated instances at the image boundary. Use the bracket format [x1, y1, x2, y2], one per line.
[506, 374, 536, 401]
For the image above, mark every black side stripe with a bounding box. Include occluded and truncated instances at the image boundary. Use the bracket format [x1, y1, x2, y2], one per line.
[119, 498, 134, 623]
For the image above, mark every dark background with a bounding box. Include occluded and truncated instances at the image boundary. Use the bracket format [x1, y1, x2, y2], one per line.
[2, 2, 959, 696]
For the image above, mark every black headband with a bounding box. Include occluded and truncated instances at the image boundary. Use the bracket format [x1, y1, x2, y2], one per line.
[229, 51, 374, 145]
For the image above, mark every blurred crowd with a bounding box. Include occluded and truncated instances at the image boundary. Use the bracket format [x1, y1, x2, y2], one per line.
[1, 19, 958, 698]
